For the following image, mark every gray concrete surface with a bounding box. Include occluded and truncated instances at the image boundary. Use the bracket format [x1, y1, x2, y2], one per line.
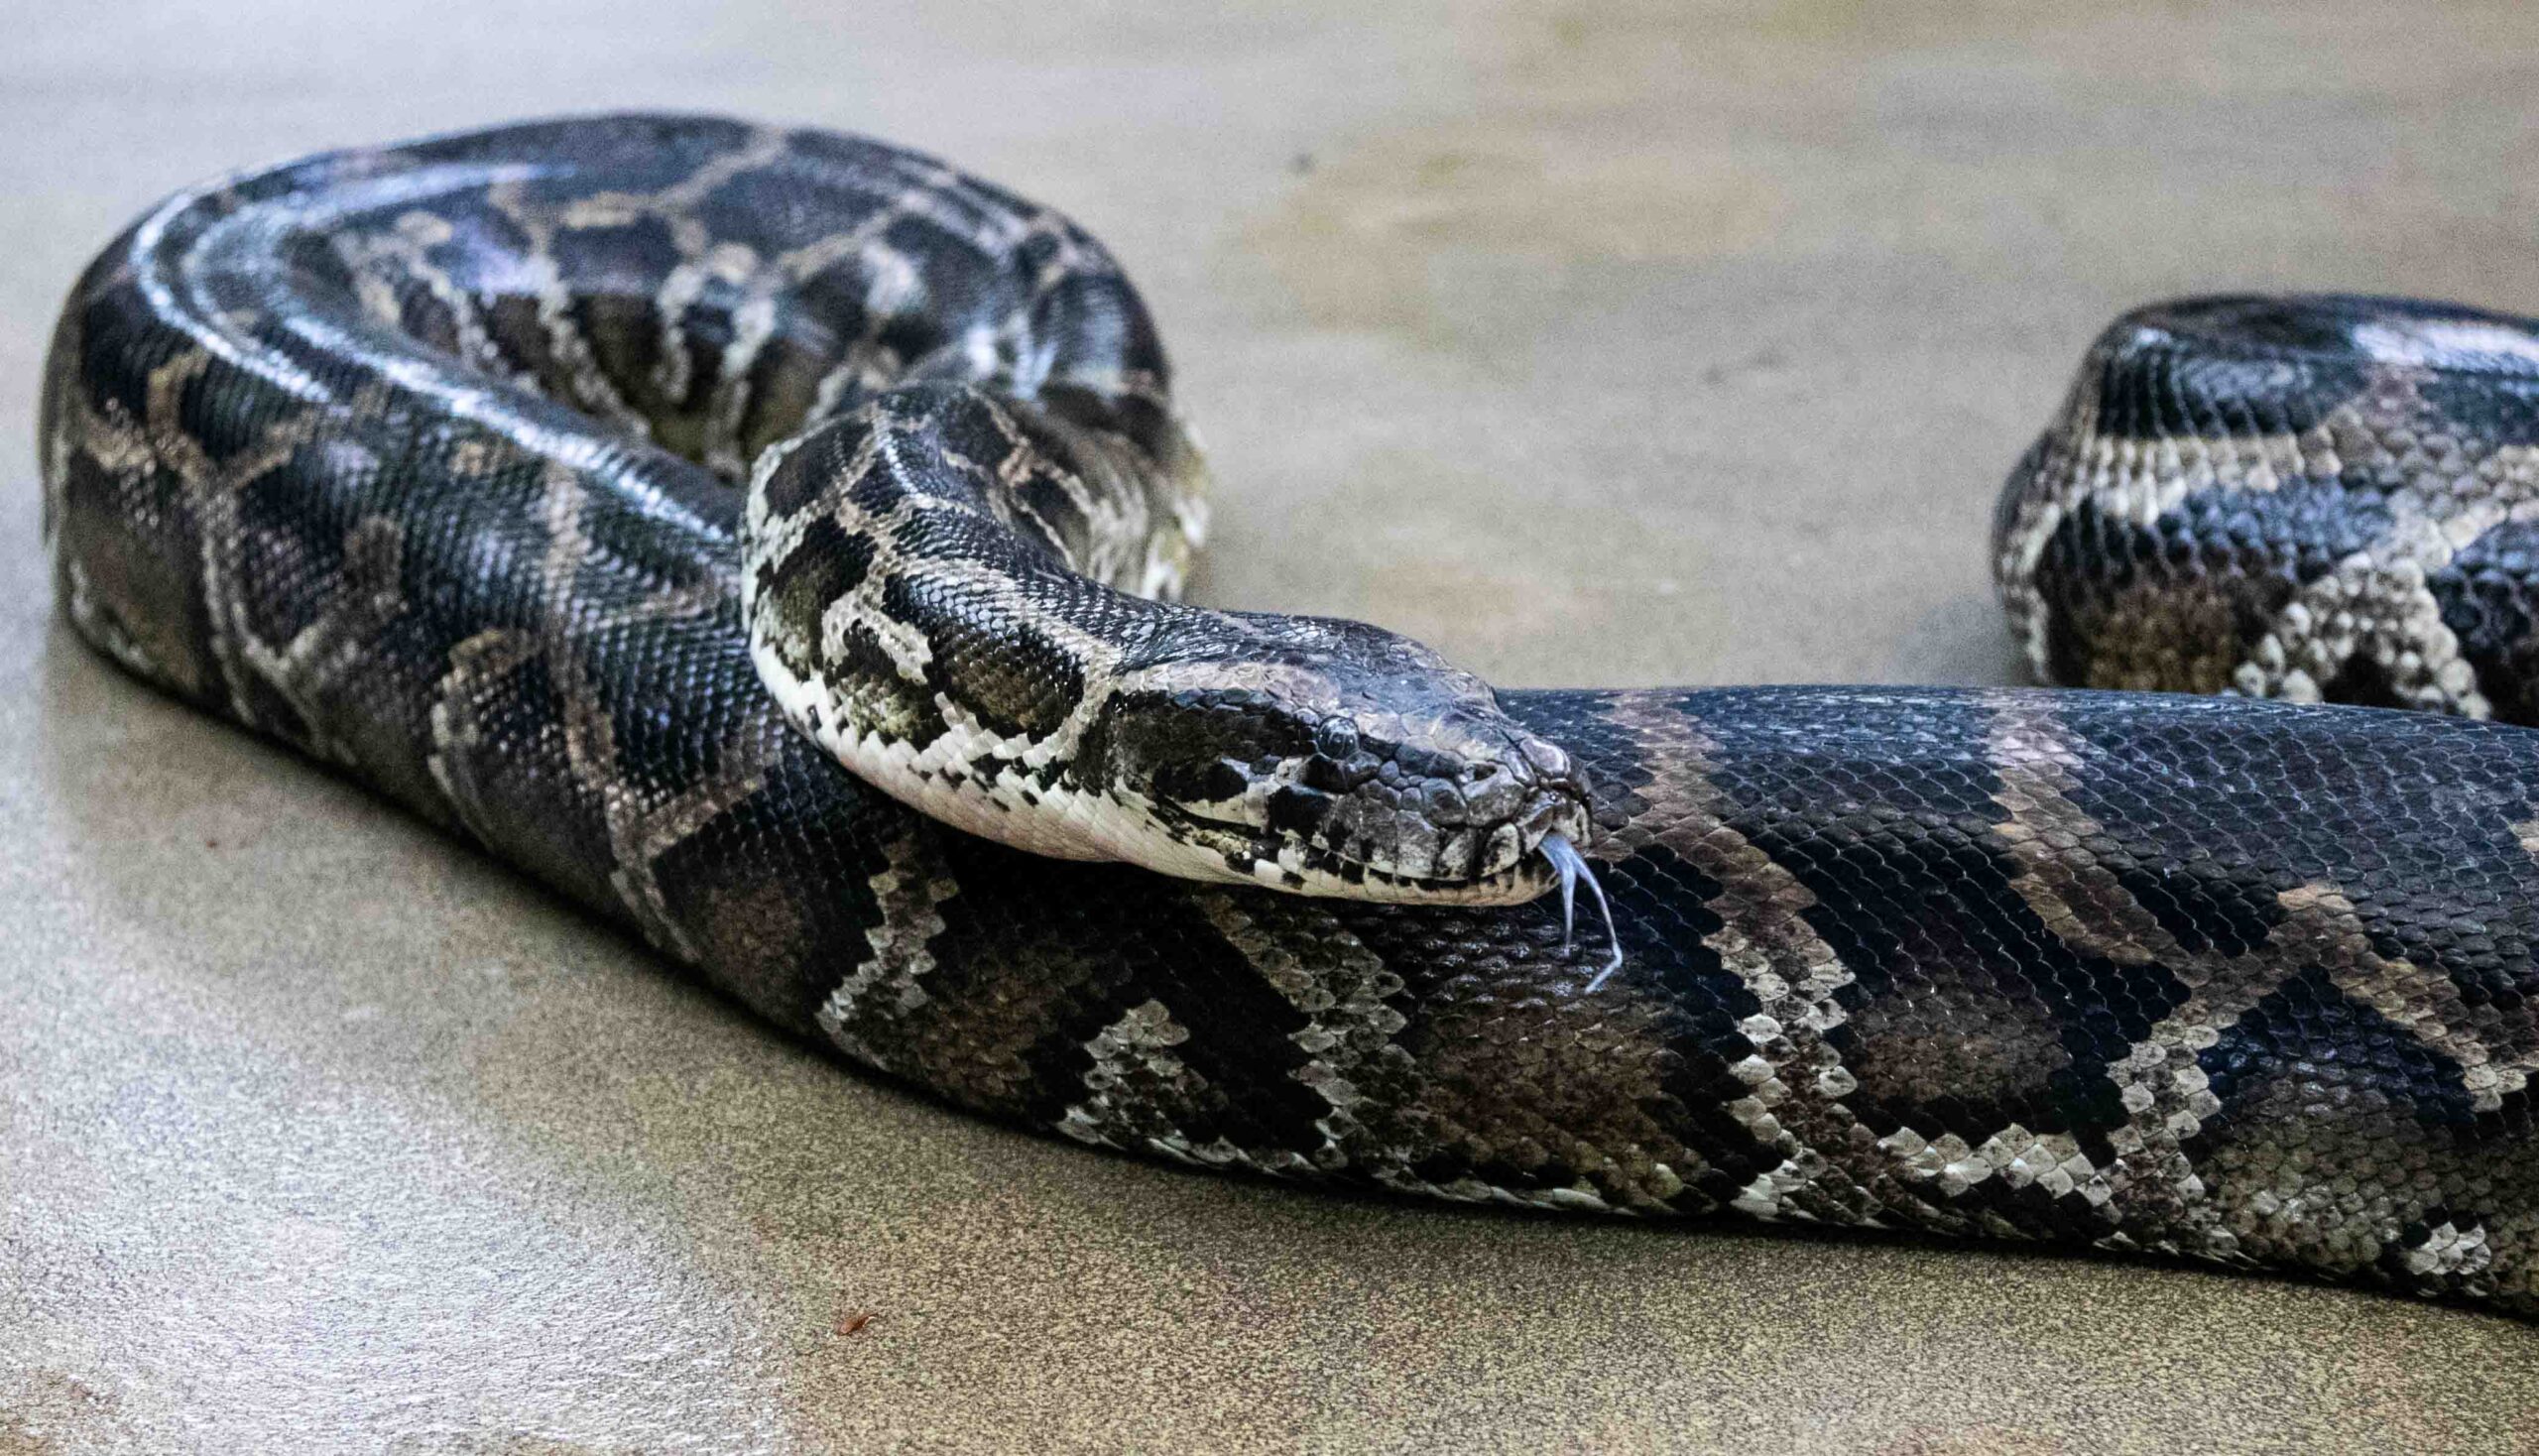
[4, 2, 2537, 1451]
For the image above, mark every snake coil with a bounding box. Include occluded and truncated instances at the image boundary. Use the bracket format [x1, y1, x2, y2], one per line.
[40, 114, 2539, 1314]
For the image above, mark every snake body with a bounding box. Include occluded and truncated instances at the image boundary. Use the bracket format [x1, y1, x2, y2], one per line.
[41, 114, 2539, 1314]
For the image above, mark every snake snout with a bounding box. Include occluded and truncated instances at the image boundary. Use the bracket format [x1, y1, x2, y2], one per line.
[1515, 780, 1592, 848]
[1467, 743, 1592, 846]
[1331, 719, 1596, 904]
[1492, 733, 1595, 845]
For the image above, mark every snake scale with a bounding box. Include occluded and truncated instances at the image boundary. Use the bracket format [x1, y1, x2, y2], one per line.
[41, 113, 2539, 1316]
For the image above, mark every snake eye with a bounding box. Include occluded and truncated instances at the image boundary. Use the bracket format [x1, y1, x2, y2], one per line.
[1312, 717, 1360, 761]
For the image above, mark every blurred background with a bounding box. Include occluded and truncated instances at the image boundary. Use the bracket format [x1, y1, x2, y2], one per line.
[3, 3, 2535, 1451]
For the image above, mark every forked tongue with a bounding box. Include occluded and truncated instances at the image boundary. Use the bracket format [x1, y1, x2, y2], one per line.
[1540, 832, 1625, 991]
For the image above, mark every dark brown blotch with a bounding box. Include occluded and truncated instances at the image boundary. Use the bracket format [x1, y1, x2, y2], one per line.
[755, 515, 873, 675]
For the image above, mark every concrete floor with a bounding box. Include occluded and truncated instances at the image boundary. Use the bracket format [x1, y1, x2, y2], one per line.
[5, 2, 2538, 1451]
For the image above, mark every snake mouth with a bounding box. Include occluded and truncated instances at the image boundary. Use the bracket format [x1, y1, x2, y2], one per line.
[1148, 782, 1591, 906]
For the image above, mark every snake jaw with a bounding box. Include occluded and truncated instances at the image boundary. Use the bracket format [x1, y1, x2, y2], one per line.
[1130, 762, 1593, 905]
[1259, 724, 1589, 903]
[1076, 679, 1594, 903]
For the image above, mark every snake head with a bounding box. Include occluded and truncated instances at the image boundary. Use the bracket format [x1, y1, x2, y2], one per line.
[1077, 611, 1595, 904]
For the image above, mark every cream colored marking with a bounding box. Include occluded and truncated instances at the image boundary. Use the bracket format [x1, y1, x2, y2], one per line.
[970, 394, 1112, 562]
[1597, 693, 1943, 1231]
[1053, 999, 1273, 1170]
[604, 732, 781, 963]
[646, 250, 717, 405]
[139, 351, 349, 728]
[557, 125, 790, 250]
[2353, 318, 2539, 369]
[753, 458, 1549, 896]
[1983, 694, 2536, 1264]
[2228, 509, 2496, 717]
[50, 383, 171, 676]
[1997, 374, 2342, 678]
[747, 403, 1153, 817]
[1987, 699, 2196, 970]
[816, 828, 961, 1069]
[2512, 817, 2539, 864]
[1194, 892, 1703, 1210]
[61, 559, 168, 685]
[933, 389, 1172, 588]
[598, 141, 991, 476]
[568, 129, 793, 412]
[423, 627, 542, 850]
[774, 162, 1036, 282]
[1189, 895, 1403, 1168]
[701, 284, 780, 480]
[65, 386, 156, 478]
[133, 185, 331, 403]
[799, 242, 925, 425]
[329, 209, 511, 383]
[524, 461, 776, 955]
[235, 282, 726, 546]
[2002, 344, 2539, 709]
[228, 516, 406, 765]
[481, 179, 655, 440]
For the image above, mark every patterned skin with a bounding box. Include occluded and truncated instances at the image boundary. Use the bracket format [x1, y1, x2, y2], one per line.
[39, 114, 2539, 1314]
[742, 384, 1595, 903]
[1997, 294, 2539, 717]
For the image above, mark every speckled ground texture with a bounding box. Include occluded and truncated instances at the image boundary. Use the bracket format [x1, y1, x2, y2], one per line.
[5, 2, 2538, 1452]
